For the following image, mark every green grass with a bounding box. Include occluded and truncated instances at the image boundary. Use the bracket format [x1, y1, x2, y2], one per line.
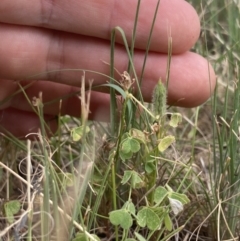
[1, 0, 240, 240]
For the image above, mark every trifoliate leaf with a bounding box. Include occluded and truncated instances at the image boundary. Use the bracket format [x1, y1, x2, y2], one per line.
[121, 171, 143, 189]
[121, 137, 140, 154]
[109, 210, 133, 229]
[137, 207, 161, 231]
[122, 200, 136, 215]
[129, 128, 146, 144]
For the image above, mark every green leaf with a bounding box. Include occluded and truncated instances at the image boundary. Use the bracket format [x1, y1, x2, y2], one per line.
[109, 209, 133, 229]
[131, 171, 143, 189]
[121, 137, 140, 154]
[158, 135, 175, 152]
[121, 171, 132, 185]
[100, 83, 127, 99]
[145, 161, 155, 173]
[169, 192, 190, 205]
[169, 113, 182, 128]
[4, 200, 21, 223]
[129, 128, 146, 144]
[144, 158, 156, 173]
[166, 184, 173, 192]
[121, 171, 143, 189]
[119, 150, 133, 161]
[134, 232, 147, 241]
[164, 213, 173, 231]
[137, 207, 161, 231]
[153, 186, 168, 205]
[121, 139, 132, 154]
[125, 239, 136, 241]
[129, 138, 140, 153]
[122, 200, 136, 215]
[72, 233, 87, 241]
[71, 126, 90, 142]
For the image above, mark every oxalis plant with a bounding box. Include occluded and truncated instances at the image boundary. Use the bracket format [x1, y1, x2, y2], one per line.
[69, 1, 191, 239]
[71, 72, 191, 241]
[104, 71, 190, 241]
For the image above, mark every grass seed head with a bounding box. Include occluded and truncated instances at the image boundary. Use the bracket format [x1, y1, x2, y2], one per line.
[152, 80, 167, 119]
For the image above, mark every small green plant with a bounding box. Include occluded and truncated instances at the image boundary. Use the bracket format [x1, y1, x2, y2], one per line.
[90, 70, 189, 240]
[64, 70, 190, 240]
[109, 185, 189, 232]
[3, 200, 21, 224]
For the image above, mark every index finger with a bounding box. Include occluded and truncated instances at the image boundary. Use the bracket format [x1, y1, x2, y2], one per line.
[0, 0, 200, 54]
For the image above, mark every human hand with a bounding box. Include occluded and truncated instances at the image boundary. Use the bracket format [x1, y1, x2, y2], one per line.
[0, 0, 216, 138]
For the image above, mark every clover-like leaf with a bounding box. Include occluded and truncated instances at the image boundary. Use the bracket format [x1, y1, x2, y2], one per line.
[4, 200, 21, 223]
[121, 139, 132, 154]
[71, 126, 90, 142]
[129, 138, 140, 153]
[145, 159, 156, 173]
[121, 171, 132, 185]
[119, 150, 133, 161]
[109, 209, 133, 229]
[154, 186, 168, 205]
[129, 128, 146, 144]
[121, 171, 143, 189]
[131, 171, 143, 189]
[137, 207, 161, 231]
[122, 200, 136, 215]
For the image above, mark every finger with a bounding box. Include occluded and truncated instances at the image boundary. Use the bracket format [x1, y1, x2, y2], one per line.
[0, 79, 17, 109]
[0, 80, 112, 120]
[0, 25, 216, 107]
[0, 108, 58, 139]
[0, 0, 200, 53]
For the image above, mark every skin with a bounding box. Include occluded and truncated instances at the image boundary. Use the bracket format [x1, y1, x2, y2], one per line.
[0, 0, 216, 138]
